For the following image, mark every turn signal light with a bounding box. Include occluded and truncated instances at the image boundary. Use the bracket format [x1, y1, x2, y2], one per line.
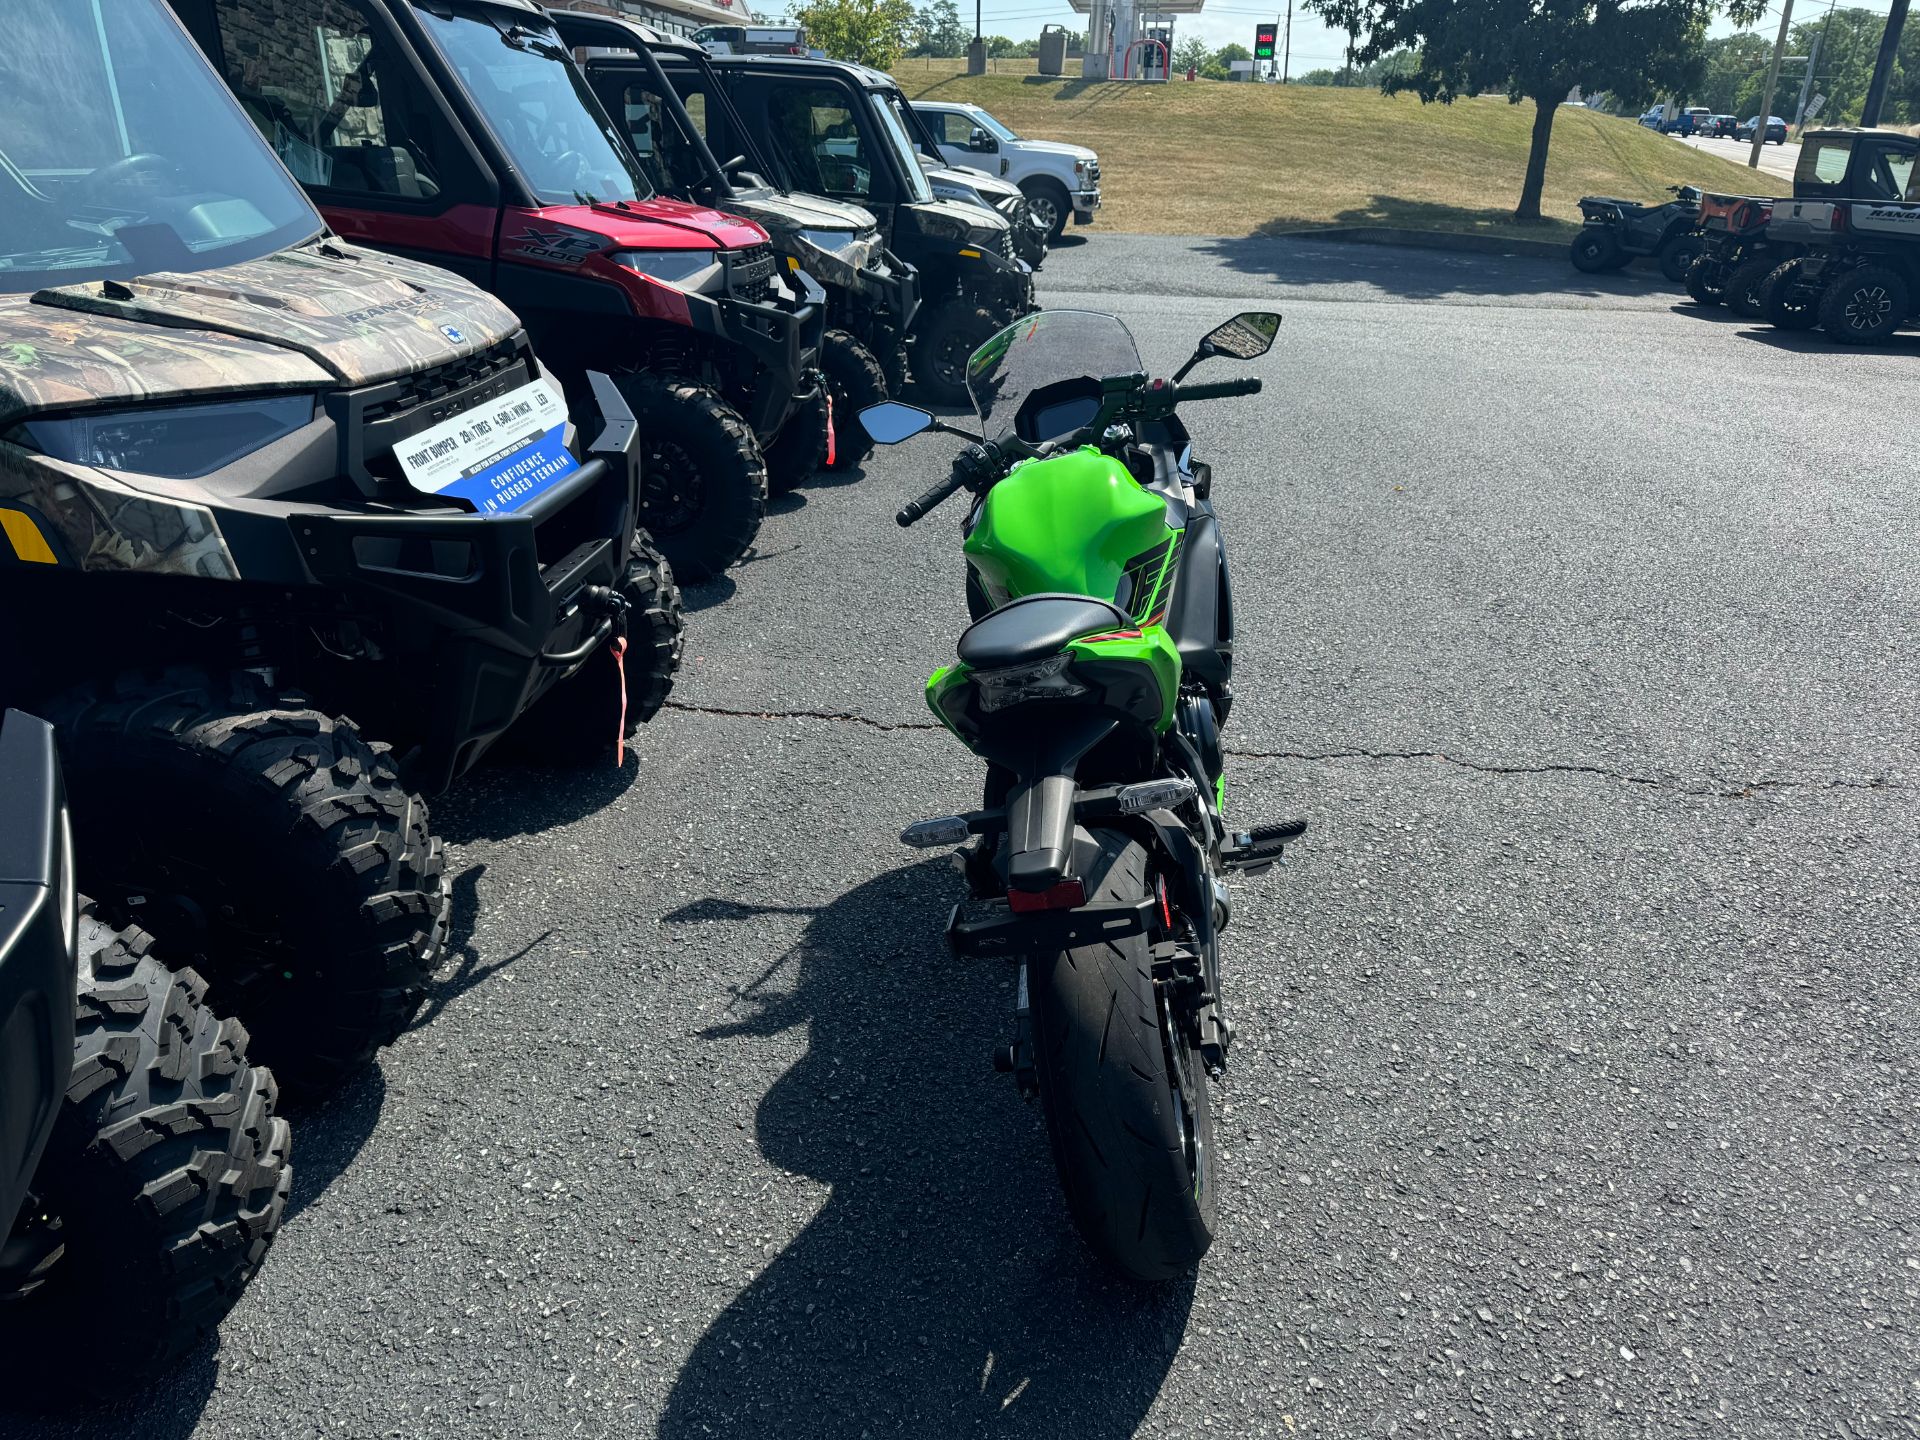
[1008, 879, 1086, 913]
[1116, 777, 1198, 814]
[901, 815, 970, 848]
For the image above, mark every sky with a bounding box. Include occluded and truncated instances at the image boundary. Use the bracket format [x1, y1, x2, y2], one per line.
[950, 0, 1903, 80]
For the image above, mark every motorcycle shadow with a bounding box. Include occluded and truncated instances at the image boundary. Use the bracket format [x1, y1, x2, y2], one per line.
[659, 859, 1193, 1439]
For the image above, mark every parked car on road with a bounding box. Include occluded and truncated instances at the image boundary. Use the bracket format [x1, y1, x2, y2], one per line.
[1738, 115, 1789, 144]
[911, 100, 1101, 242]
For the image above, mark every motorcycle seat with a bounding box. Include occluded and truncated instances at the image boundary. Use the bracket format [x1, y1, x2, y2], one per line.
[957, 593, 1130, 670]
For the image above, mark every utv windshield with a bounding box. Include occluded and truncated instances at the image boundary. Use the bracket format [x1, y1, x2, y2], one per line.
[0, 0, 322, 296]
[869, 94, 935, 204]
[966, 310, 1142, 442]
[416, 6, 653, 206]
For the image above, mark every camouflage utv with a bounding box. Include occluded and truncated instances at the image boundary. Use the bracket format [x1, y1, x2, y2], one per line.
[0, 0, 681, 1092]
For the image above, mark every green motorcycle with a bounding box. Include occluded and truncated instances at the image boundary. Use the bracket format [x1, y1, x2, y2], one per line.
[861, 308, 1297, 1280]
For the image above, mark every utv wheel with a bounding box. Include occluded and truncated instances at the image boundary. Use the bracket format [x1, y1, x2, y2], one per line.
[1569, 229, 1621, 273]
[1684, 256, 1725, 307]
[878, 338, 911, 398]
[505, 531, 685, 760]
[912, 301, 1004, 408]
[1724, 254, 1776, 318]
[0, 906, 290, 1387]
[1020, 178, 1072, 243]
[51, 669, 446, 1095]
[1658, 233, 1704, 284]
[1758, 258, 1818, 330]
[819, 328, 890, 469]
[618, 373, 767, 582]
[1819, 265, 1909, 345]
[761, 382, 829, 495]
[1029, 831, 1215, 1281]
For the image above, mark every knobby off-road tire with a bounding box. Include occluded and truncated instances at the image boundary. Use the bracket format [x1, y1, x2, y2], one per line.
[1759, 259, 1818, 330]
[1819, 264, 1909, 345]
[1658, 233, 1703, 284]
[820, 328, 889, 470]
[1569, 229, 1621, 273]
[1028, 831, 1216, 1282]
[51, 669, 446, 1095]
[1725, 254, 1776, 319]
[762, 381, 829, 496]
[618, 372, 766, 582]
[506, 531, 685, 760]
[912, 301, 1004, 408]
[1684, 255, 1725, 307]
[0, 906, 290, 1386]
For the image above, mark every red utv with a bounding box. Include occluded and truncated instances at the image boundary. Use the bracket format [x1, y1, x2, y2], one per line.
[172, 0, 826, 582]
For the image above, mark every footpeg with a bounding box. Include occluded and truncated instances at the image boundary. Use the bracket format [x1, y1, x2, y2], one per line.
[1220, 819, 1307, 875]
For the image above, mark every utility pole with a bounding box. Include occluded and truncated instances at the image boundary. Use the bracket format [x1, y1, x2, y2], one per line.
[1792, 30, 1823, 127]
[1282, 0, 1292, 82]
[1749, 0, 1794, 169]
[1861, 0, 1911, 125]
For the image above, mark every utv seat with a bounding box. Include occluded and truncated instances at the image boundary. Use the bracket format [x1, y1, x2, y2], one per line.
[957, 593, 1129, 670]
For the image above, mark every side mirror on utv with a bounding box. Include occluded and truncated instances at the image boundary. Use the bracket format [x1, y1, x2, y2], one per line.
[1173, 311, 1282, 381]
[860, 401, 936, 444]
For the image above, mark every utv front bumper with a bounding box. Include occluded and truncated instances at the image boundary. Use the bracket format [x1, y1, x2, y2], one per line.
[692, 266, 827, 441]
[294, 370, 641, 790]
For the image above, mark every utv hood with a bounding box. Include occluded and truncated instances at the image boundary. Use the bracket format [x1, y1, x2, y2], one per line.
[567, 197, 769, 251]
[1, 241, 522, 424]
[725, 187, 879, 235]
[921, 157, 1022, 204]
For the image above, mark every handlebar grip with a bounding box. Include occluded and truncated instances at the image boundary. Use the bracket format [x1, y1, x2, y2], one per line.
[1173, 377, 1264, 403]
[896, 471, 967, 527]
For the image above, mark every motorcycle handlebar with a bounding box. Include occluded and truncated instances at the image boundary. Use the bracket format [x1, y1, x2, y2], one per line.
[896, 470, 968, 526]
[1172, 377, 1263, 404]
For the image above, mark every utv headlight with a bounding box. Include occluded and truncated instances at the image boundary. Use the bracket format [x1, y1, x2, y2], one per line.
[611, 249, 725, 294]
[19, 394, 315, 479]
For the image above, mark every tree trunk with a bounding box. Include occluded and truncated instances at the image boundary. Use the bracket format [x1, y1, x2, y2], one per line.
[1515, 94, 1557, 222]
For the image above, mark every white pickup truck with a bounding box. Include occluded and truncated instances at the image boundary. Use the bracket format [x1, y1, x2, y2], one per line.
[911, 100, 1100, 241]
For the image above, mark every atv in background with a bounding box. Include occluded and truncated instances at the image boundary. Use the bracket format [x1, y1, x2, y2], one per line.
[700, 54, 1037, 405]
[174, 0, 826, 582]
[567, 13, 916, 475]
[2, 0, 676, 1092]
[0, 710, 290, 1387]
[1754, 129, 1920, 341]
[1570, 185, 1702, 280]
[1685, 192, 1779, 313]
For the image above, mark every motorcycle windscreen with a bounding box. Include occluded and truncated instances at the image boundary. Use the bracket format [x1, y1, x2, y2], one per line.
[965, 310, 1141, 442]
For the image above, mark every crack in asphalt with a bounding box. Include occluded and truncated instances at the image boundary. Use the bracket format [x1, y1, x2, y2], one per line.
[665, 703, 1904, 797]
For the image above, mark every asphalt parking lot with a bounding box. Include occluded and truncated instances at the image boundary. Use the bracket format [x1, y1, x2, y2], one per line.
[20, 234, 1918, 1440]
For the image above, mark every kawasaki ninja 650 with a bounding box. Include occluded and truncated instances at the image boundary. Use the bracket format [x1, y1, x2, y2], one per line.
[861, 308, 1298, 1280]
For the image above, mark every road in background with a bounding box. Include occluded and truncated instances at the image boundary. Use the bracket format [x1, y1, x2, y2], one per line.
[1680, 131, 1802, 181]
[19, 235, 1916, 1440]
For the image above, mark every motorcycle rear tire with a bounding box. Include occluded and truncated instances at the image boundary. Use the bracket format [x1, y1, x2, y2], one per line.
[1029, 831, 1216, 1282]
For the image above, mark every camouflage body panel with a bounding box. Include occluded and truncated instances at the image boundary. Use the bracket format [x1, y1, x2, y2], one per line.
[0, 240, 523, 426]
[0, 440, 237, 579]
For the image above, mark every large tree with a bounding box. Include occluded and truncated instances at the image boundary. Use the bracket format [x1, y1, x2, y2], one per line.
[1306, 0, 1765, 221]
[796, 0, 917, 68]
[910, 0, 971, 58]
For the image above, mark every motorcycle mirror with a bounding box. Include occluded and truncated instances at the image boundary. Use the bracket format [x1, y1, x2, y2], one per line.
[859, 402, 936, 445]
[1173, 312, 1281, 381]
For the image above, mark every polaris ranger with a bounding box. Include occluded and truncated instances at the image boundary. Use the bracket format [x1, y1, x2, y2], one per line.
[173, 0, 827, 579]
[564, 12, 916, 473]
[1, 709, 290, 1386]
[1684, 129, 1920, 321]
[694, 55, 1037, 405]
[1747, 128, 1920, 341]
[3, 0, 674, 1091]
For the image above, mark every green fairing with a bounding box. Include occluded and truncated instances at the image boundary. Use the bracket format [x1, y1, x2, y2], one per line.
[963, 448, 1170, 606]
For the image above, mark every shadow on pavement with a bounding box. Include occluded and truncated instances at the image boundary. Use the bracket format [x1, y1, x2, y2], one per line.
[2, 1352, 218, 1440]
[1735, 326, 1920, 355]
[435, 758, 638, 843]
[658, 860, 1192, 1439]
